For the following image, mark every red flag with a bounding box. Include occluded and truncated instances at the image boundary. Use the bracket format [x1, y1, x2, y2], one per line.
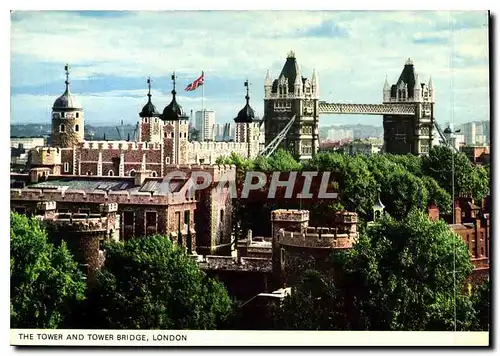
[185, 72, 204, 91]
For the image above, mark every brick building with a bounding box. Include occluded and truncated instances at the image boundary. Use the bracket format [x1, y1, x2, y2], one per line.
[11, 164, 236, 257]
[28, 66, 261, 178]
[428, 197, 491, 285]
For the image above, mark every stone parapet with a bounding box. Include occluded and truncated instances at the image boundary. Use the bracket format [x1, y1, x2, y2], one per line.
[194, 255, 272, 273]
[279, 230, 356, 249]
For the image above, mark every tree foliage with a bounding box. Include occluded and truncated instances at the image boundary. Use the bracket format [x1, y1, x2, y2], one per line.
[86, 235, 232, 329]
[422, 146, 490, 202]
[275, 211, 479, 330]
[10, 212, 86, 328]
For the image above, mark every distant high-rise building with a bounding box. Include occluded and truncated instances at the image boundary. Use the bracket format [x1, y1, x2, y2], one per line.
[327, 128, 353, 141]
[461, 122, 476, 145]
[195, 110, 215, 141]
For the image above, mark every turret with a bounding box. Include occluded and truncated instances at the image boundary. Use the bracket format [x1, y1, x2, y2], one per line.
[138, 77, 162, 142]
[311, 69, 318, 97]
[413, 72, 422, 102]
[294, 64, 302, 96]
[264, 69, 272, 98]
[51, 64, 85, 148]
[383, 75, 391, 102]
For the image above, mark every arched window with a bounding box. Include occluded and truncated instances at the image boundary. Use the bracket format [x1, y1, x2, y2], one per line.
[166, 157, 170, 164]
[129, 169, 136, 177]
[108, 170, 114, 176]
[151, 171, 157, 177]
[75, 124, 79, 132]
[171, 132, 174, 138]
[220, 209, 224, 223]
[60, 124, 66, 133]
[76, 112, 79, 118]
[63, 162, 69, 173]
[87, 170, 92, 176]
[375, 210, 381, 220]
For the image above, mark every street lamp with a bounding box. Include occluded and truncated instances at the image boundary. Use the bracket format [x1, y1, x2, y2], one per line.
[446, 126, 460, 332]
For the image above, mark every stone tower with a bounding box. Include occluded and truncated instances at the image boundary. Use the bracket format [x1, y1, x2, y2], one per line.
[138, 77, 162, 143]
[51, 64, 85, 148]
[264, 51, 320, 160]
[382, 58, 435, 155]
[234, 80, 261, 158]
[162, 72, 189, 165]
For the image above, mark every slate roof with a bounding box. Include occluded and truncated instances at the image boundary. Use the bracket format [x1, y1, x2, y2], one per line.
[390, 60, 416, 99]
[25, 177, 185, 195]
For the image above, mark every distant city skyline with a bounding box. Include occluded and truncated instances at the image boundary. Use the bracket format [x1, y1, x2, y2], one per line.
[11, 11, 489, 127]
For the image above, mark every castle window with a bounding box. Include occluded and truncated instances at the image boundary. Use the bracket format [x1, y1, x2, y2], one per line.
[151, 171, 157, 177]
[63, 162, 69, 173]
[60, 124, 66, 133]
[184, 210, 190, 226]
[220, 209, 224, 223]
[123, 211, 134, 226]
[166, 157, 170, 164]
[180, 133, 182, 138]
[76, 112, 79, 118]
[14, 207, 26, 214]
[171, 132, 174, 138]
[145, 118, 148, 123]
[184, 132, 187, 138]
[129, 170, 136, 177]
[108, 170, 114, 176]
[60, 112, 65, 118]
[87, 170, 92, 175]
[146, 211, 157, 231]
[75, 124, 79, 132]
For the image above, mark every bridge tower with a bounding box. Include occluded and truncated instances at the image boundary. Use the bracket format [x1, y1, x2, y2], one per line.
[382, 58, 435, 155]
[263, 51, 319, 160]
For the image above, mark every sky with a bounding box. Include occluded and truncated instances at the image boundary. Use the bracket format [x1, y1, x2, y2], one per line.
[10, 10, 490, 127]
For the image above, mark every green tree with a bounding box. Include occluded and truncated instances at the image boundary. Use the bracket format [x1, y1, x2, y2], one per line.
[87, 235, 232, 329]
[274, 211, 478, 330]
[343, 210, 475, 330]
[380, 169, 429, 220]
[471, 281, 490, 331]
[10, 212, 86, 328]
[422, 146, 489, 202]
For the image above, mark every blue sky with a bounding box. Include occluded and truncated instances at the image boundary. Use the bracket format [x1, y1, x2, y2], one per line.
[10, 10, 489, 127]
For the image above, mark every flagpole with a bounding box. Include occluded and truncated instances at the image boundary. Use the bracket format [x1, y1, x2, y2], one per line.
[202, 71, 205, 140]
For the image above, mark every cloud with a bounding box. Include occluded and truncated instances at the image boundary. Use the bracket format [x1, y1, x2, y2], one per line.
[10, 10, 490, 127]
[412, 36, 448, 45]
[302, 20, 349, 38]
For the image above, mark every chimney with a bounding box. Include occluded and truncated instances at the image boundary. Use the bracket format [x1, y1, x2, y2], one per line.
[454, 203, 462, 225]
[134, 170, 152, 186]
[428, 204, 439, 221]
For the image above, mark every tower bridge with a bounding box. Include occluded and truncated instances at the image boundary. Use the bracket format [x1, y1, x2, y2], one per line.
[263, 52, 438, 159]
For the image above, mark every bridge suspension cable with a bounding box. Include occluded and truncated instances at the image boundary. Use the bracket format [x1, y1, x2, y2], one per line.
[433, 121, 460, 154]
[258, 115, 296, 158]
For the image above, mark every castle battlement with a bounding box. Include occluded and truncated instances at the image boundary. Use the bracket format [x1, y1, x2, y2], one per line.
[80, 141, 163, 150]
[10, 187, 186, 205]
[271, 209, 310, 222]
[194, 254, 272, 272]
[279, 229, 356, 249]
[40, 214, 109, 232]
[29, 147, 62, 165]
[165, 164, 237, 182]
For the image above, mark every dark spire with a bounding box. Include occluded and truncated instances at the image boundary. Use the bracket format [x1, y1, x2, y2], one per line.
[64, 63, 70, 92]
[171, 71, 177, 96]
[234, 79, 256, 124]
[140, 77, 160, 118]
[161, 71, 187, 121]
[53, 63, 82, 111]
[147, 77, 152, 100]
